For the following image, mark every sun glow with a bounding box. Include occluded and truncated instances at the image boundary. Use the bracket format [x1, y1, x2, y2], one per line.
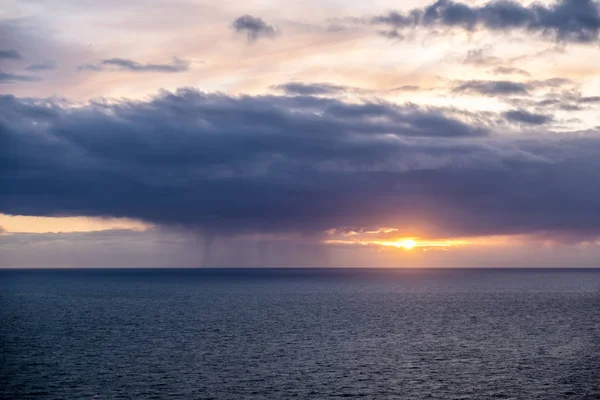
[376, 237, 469, 249]
[390, 238, 417, 250]
[401, 239, 417, 249]
[325, 234, 469, 250]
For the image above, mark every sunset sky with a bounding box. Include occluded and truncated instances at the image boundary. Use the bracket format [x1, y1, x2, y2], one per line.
[2, 0, 600, 267]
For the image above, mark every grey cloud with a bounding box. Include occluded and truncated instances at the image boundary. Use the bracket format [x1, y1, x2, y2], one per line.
[372, 11, 421, 29]
[580, 96, 600, 103]
[492, 66, 531, 77]
[232, 15, 278, 41]
[0, 19, 97, 91]
[78, 64, 103, 72]
[0, 49, 21, 60]
[25, 60, 56, 71]
[536, 78, 573, 87]
[378, 29, 406, 39]
[273, 82, 424, 97]
[391, 85, 421, 92]
[504, 109, 553, 125]
[79, 57, 189, 73]
[453, 80, 531, 95]
[453, 78, 572, 96]
[461, 48, 501, 65]
[512, 90, 600, 111]
[273, 82, 350, 96]
[0, 71, 42, 83]
[2, 89, 600, 242]
[372, 0, 600, 43]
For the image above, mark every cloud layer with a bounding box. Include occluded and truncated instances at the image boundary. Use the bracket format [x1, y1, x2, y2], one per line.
[2, 89, 600, 242]
[0, 49, 21, 60]
[0, 71, 42, 83]
[79, 57, 189, 73]
[373, 0, 600, 43]
[25, 60, 56, 72]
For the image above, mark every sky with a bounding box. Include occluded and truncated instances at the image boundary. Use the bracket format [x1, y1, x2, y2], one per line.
[2, 0, 600, 268]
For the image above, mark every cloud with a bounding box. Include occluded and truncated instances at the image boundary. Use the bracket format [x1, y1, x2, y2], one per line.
[453, 80, 531, 95]
[25, 60, 56, 72]
[77, 63, 102, 72]
[390, 85, 421, 92]
[0, 71, 42, 83]
[580, 96, 600, 104]
[0, 49, 21, 60]
[79, 57, 189, 73]
[372, 0, 600, 43]
[2, 89, 600, 242]
[504, 109, 553, 125]
[492, 66, 531, 77]
[273, 82, 350, 96]
[273, 82, 427, 97]
[378, 28, 406, 40]
[453, 78, 572, 96]
[511, 90, 600, 111]
[0, 19, 100, 95]
[460, 47, 501, 65]
[232, 15, 278, 41]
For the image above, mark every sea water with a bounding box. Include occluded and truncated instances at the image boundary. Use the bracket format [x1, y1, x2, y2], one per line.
[1, 268, 599, 399]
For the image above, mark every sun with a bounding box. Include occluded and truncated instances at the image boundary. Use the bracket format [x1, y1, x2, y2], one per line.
[397, 238, 417, 250]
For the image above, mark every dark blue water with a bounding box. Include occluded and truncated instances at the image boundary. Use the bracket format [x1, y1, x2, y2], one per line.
[1, 268, 600, 399]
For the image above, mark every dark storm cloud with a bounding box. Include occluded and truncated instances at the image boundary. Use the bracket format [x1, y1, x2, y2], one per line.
[25, 60, 56, 71]
[79, 57, 189, 73]
[2, 89, 600, 241]
[372, 0, 600, 43]
[0, 71, 42, 83]
[0, 49, 21, 60]
[232, 15, 278, 41]
[504, 109, 553, 125]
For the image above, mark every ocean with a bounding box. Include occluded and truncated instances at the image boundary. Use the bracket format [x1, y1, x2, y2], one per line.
[1, 268, 599, 399]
